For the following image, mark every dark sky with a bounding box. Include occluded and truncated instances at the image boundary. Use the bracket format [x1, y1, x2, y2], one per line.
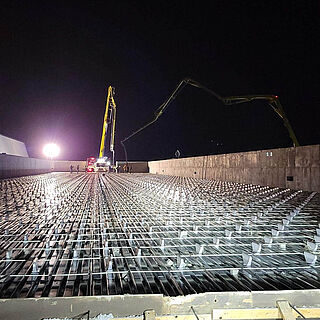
[0, 1, 319, 161]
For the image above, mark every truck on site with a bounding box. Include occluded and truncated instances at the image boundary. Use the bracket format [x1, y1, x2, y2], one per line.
[86, 85, 117, 173]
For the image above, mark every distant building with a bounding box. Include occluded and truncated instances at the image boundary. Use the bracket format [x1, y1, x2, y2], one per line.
[0, 134, 29, 157]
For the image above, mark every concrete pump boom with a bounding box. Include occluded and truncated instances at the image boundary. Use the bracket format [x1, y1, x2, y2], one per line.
[99, 86, 117, 165]
[121, 78, 299, 156]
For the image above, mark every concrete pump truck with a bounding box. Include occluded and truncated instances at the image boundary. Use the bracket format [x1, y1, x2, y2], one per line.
[86, 86, 117, 173]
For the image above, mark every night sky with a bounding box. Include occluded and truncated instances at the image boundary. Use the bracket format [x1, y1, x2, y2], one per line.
[1, 1, 319, 161]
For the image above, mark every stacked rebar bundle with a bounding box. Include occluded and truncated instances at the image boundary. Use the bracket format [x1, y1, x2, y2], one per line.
[0, 173, 319, 298]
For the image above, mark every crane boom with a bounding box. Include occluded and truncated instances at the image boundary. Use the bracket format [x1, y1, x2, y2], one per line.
[121, 78, 299, 148]
[99, 86, 117, 164]
[222, 94, 299, 147]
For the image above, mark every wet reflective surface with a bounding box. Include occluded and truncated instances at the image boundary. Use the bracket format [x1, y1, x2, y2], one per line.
[0, 173, 320, 298]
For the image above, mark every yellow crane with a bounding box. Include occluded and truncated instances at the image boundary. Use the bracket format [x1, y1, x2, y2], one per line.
[99, 86, 117, 167]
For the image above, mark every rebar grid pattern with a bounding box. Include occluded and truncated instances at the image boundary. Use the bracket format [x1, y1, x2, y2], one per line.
[0, 173, 319, 298]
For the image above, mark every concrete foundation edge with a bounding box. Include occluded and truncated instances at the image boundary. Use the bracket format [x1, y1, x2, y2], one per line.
[1, 290, 320, 320]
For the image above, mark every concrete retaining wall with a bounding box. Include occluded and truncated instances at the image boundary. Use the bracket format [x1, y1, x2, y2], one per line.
[53, 160, 149, 173]
[0, 157, 148, 178]
[148, 145, 320, 192]
[116, 161, 149, 173]
[53, 160, 87, 172]
[0, 154, 51, 179]
[53, 161, 149, 173]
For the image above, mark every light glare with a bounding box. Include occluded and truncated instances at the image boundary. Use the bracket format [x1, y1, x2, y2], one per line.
[43, 143, 60, 158]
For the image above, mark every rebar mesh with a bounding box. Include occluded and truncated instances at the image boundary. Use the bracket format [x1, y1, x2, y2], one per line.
[0, 173, 319, 298]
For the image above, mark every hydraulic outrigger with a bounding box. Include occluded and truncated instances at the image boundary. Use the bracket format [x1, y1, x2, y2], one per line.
[121, 78, 299, 162]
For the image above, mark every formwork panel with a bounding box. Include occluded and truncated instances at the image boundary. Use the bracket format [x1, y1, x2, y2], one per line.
[287, 147, 296, 168]
[277, 167, 286, 189]
[275, 148, 289, 168]
[311, 167, 320, 192]
[295, 145, 319, 168]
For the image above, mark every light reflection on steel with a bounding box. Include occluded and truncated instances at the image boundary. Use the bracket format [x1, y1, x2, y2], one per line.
[0, 173, 319, 298]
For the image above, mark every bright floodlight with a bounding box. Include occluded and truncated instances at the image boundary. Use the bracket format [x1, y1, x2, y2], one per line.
[43, 143, 60, 158]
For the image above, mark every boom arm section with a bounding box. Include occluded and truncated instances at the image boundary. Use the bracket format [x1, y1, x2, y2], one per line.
[121, 78, 299, 148]
[222, 94, 299, 147]
[99, 86, 117, 163]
